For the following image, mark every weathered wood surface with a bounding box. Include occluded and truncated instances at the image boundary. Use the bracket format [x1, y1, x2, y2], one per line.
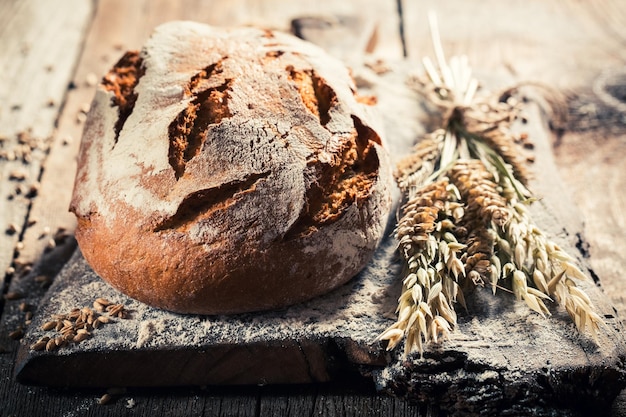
[2, 0, 626, 416]
[402, 0, 626, 90]
[399, 0, 626, 329]
[0, 0, 93, 292]
[12, 84, 626, 417]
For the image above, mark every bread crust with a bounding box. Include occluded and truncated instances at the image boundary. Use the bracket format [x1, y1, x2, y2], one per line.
[70, 21, 392, 314]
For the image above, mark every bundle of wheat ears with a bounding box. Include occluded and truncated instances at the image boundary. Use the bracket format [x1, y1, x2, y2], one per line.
[377, 14, 603, 357]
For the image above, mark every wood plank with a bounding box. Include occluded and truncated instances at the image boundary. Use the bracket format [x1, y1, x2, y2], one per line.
[308, 386, 427, 417]
[552, 81, 626, 321]
[0, 0, 93, 294]
[258, 385, 318, 416]
[401, 0, 626, 90]
[554, 130, 626, 317]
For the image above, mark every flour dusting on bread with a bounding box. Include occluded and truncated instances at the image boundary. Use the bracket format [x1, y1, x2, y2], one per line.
[70, 21, 392, 314]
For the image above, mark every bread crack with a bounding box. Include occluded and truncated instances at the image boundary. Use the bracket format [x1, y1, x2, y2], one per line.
[285, 115, 381, 238]
[154, 172, 270, 232]
[187, 60, 226, 94]
[168, 62, 233, 179]
[287, 67, 337, 126]
[101, 51, 145, 145]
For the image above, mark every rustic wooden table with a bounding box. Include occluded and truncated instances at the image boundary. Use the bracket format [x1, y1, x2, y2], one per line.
[1, 0, 625, 415]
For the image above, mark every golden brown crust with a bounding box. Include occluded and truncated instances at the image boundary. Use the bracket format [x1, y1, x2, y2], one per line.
[70, 22, 392, 314]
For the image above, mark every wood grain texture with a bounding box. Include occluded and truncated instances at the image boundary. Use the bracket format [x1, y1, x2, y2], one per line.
[555, 130, 626, 313]
[0, 0, 93, 292]
[401, 0, 626, 90]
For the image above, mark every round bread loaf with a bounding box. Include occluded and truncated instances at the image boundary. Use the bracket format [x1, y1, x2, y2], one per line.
[70, 21, 392, 314]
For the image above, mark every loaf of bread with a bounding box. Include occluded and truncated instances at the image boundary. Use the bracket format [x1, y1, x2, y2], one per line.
[70, 21, 392, 314]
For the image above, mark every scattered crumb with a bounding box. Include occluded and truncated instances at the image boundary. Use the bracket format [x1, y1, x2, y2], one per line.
[0, 131, 50, 163]
[5, 223, 18, 235]
[9, 169, 28, 181]
[9, 327, 24, 340]
[5, 291, 24, 300]
[98, 393, 112, 405]
[26, 182, 40, 198]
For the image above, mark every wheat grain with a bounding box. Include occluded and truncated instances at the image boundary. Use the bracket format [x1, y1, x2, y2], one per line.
[378, 13, 601, 357]
[31, 298, 127, 351]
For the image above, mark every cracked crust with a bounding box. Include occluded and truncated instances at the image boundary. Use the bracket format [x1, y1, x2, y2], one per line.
[101, 51, 145, 143]
[70, 21, 392, 314]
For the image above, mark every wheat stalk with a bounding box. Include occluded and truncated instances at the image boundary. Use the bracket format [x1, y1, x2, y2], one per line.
[377, 12, 602, 356]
